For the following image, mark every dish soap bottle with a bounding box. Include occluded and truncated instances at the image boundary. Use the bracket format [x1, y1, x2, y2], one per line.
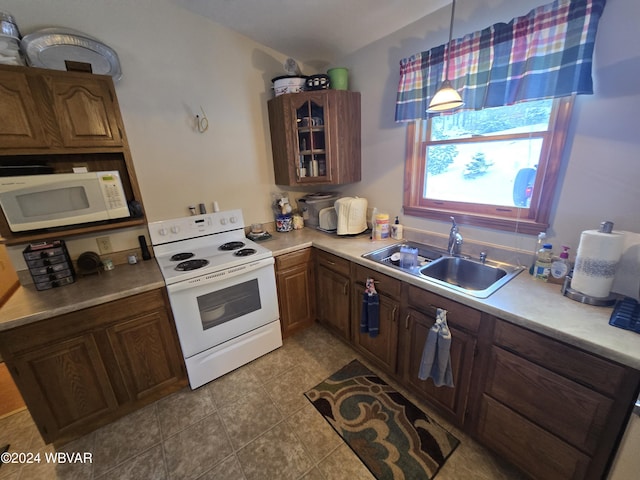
[534, 244, 553, 281]
[529, 232, 547, 275]
[391, 216, 403, 240]
[550, 246, 571, 282]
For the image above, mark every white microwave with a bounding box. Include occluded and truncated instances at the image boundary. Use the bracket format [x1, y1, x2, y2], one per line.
[0, 171, 130, 232]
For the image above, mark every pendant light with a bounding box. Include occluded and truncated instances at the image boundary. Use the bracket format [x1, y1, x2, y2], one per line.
[427, 0, 464, 113]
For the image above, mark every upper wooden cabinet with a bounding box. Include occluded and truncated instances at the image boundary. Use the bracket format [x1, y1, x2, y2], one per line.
[50, 76, 123, 148]
[0, 65, 145, 245]
[0, 65, 123, 151]
[267, 90, 361, 186]
[0, 70, 49, 149]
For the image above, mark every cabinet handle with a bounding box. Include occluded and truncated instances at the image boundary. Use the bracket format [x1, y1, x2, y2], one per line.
[405, 313, 410, 329]
[343, 281, 349, 295]
[391, 305, 398, 322]
[425, 304, 439, 318]
[327, 260, 336, 266]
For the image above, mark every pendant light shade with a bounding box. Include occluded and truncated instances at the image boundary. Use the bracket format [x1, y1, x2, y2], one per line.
[427, 0, 463, 113]
[427, 80, 463, 112]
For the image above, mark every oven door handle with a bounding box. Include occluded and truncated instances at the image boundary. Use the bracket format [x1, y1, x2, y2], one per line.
[166, 257, 274, 293]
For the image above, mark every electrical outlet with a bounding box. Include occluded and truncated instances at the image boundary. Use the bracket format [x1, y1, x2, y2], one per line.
[96, 236, 113, 254]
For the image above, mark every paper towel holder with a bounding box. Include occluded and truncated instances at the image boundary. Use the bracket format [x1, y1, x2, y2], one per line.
[599, 221, 614, 233]
[561, 220, 620, 306]
[562, 274, 618, 306]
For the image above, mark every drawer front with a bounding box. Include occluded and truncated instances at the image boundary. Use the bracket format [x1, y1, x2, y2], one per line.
[315, 249, 350, 277]
[275, 248, 313, 270]
[354, 264, 401, 298]
[486, 347, 612, 454]
[407, 285, 480, 333]
[477, 395, 590, 480]
[493, 320, 626, 396]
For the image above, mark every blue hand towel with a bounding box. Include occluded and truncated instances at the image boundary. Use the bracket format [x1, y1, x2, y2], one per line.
[418, 308, 454, 387]
[360, 278, 380, 338]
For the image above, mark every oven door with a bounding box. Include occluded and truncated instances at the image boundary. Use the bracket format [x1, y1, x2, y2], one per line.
[165, 257, 280, 358]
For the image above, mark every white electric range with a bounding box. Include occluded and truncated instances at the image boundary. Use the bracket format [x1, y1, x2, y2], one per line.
[149, 209, 282, 388]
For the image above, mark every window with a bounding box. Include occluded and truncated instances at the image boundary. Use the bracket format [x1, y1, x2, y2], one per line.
[403, 96, 574, 235]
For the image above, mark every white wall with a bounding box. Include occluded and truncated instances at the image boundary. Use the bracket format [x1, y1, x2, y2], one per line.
[337, 0, 640, 256]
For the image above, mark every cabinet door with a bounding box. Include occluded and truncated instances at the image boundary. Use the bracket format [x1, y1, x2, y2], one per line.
[276, 250, 315, 338]
[401, 308, 476, 426]
[267, 90, 360, 186]
[484, 347, 613, 455]
[0, 70, 49, 148]
[316, 264, 350, 339]
[106, 309, 185, 402]
[352, 283, 399, 373]
[477, 395, 590, 480]
[51, 76, 123, 147]
[8, 334, 118, 443]
[291, 93, 330, 183]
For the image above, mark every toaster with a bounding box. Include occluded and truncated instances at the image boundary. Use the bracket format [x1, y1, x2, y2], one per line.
[318, 207, 337, 231]
[334, 196, 368, 235]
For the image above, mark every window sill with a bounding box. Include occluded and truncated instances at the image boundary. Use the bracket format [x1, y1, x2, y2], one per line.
[403, 206, 547, 235]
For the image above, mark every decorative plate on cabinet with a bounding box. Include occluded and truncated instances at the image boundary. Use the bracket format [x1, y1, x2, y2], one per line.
[21, 28, 122, 81]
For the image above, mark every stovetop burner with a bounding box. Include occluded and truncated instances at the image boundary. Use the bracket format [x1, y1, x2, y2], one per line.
[171, 252, 195, 261]
[234, 248, 257, 257]
[175, 259, 210, 271]
[219, 241, 245, 251]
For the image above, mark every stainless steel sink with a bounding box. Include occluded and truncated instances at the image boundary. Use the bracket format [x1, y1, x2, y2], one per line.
[419, 256, 523, 297]
[362, 242, 523, 298]
[361, 241, 446, 269]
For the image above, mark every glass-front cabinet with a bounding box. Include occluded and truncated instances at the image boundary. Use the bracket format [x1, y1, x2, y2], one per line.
[296, 97, 327, 180]
[267, 90, 361, 186]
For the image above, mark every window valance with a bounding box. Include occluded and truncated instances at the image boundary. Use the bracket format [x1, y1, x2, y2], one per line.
[395, 0, 607, 122]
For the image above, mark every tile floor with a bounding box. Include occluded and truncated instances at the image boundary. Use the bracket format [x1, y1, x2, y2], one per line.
[0, 324, 527, 480]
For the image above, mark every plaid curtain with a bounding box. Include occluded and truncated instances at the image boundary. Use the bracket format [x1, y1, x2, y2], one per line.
[395, 0, 607, 121]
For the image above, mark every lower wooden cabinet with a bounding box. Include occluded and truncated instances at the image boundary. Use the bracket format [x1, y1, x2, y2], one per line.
[315, 250, 350, 339]
[275, 248, 315, 338]
[477, 394, 591, 479]
[351, 265, 401, 374]
[0, 289, 187, 445]
[308, 248, 640, 480]
[399, 285, 480, 428]
[105, 309, 186, 402]
[472, 318, 640, 480]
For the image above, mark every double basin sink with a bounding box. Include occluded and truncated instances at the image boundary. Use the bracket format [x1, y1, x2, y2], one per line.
[362, 241, 524, 298]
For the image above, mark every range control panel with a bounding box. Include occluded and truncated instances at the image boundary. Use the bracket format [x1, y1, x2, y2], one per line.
[148, 209, 244, 245]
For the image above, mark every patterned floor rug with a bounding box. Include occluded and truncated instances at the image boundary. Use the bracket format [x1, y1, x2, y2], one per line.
[305, 359, 459, 480]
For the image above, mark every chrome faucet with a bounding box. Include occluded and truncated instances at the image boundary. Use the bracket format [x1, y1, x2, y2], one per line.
[448, 216, 463, 256]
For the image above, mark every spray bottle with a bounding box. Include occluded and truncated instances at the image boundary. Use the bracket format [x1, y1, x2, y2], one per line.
[529, 232, 547, 275]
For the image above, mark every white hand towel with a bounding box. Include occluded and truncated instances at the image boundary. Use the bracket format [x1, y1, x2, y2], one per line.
[418, 309, 454, 387]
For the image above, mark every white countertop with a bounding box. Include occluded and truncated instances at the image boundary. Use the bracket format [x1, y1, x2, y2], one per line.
[0, 260, 165, 332]
[261, 228, 640, 371]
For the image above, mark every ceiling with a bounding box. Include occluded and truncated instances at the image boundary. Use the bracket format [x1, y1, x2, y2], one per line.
[178, 0, 450, 68]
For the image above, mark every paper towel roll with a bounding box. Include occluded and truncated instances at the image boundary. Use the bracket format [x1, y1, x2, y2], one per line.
[571, 230, 625, 298]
